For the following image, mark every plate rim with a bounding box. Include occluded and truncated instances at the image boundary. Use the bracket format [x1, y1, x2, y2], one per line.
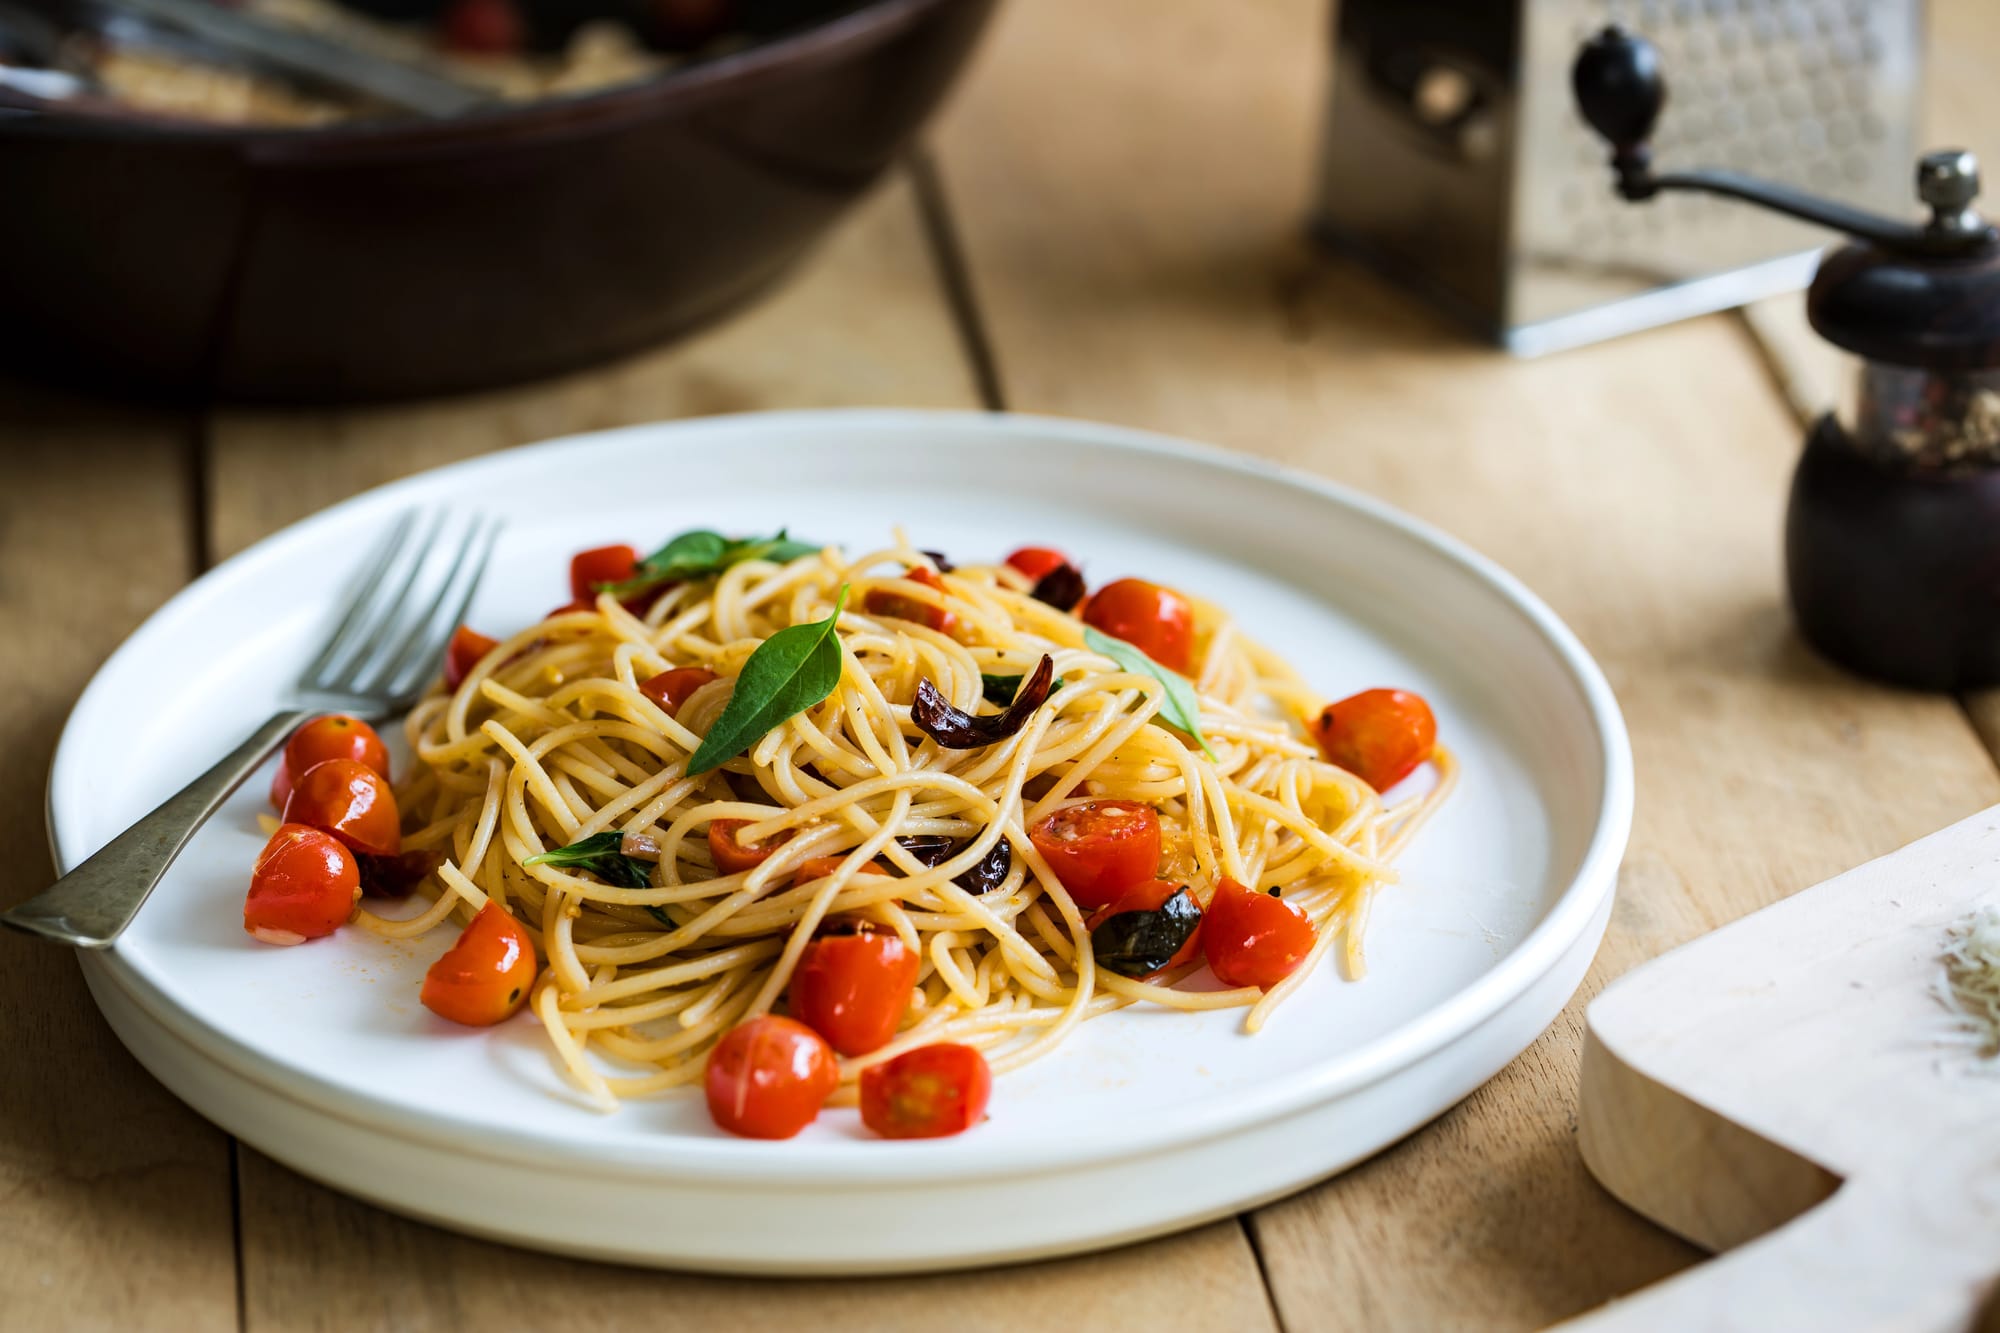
[48, 407, 1634, 1186]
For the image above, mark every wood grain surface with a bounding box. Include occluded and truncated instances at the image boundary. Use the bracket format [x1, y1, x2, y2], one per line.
[3, 0, 1998, 1328]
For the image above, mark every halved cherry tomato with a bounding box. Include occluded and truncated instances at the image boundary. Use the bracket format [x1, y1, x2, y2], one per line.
[1005, 546, 1073, 582]
[704, 1015, 839, 1139]
[1087, 879, 1203, 976]
[269, 714, 389, 812]
[420, 902, 538, 1026]
[282, 758, 400, 858]
[789, 857, 890, 888]
[1203, 878, 1316, 990]
[860, 1043, 992, 1139]
[789, 926, 919, 1055]
[1311, 688, 1436, 791]
[708, 819, 797, 875]
[864, 567, 956, 635]
[244, 823, 360, 946]
[1028, 800, 1162, 910]
[1082, 578, 1196, 674]
[569, 543, 640, 604]
[640, 666, 718, 717]
[441, 0, 524, 53]
[445, 626, 500, 689]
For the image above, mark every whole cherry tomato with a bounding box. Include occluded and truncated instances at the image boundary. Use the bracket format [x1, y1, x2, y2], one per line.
[445, 626, 499, 690]
[570, 543, 639, 604]
[789, 926, 919, 1055]
[1310, 688, 1436, 791]
[864, 567, 956, 635]
[639, 666, 718, 717]
[244, 823, 360, 946]
[1202, 878, 1316, 990]
[271, 714, 389, 811]
[1082, 578, 1196, 674]
[1028, 800, 1162, 910]
[282, 758, 401, 858]
[1087, 879, 1203, 976]
[859, 1043, 992, 1139]
[708, 819, 797, 876]
[704, 1015, 839, 1139]
[441, 0, 524, 53]
[1004, 546, 1073, 582]
[420, 902, 538, 1027]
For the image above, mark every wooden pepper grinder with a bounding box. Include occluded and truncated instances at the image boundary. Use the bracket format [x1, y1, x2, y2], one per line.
[1573, 26, 2000, 691]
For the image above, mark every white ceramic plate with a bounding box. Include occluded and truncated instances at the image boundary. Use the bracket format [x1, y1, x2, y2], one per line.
[48, 410, 1631, 1274]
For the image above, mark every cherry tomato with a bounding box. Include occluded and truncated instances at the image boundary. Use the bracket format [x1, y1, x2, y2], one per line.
[569, 543, 639, 604]
[1087, 879, 1203, 976]
[420, 902, 538, 1027]
[269, 763, 294, 813]
[1028, 800, 1162, 910]
[639, 665, 717, 717]
[1082, 578, 1196, 674]
[704, 1015, 839, 1139]
[442, 0, 524, 53]
[859, 1043, 992, 1139]
[244, 823, 360, 946]
[1005, 546, 1073, 582]
[1203, 878, 1316, 990]
[789, 857, 890, 888]
[708, 819, 797, 875]
[282, 758, 401, 858]
[445, 625, 499, 689]
[789, 927, 919, 1056]
[1311, 688, 1437, 791]
[864, 567, 956, 635]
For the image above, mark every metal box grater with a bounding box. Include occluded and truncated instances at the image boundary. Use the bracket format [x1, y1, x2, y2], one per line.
[1312, 0, 1923, 355]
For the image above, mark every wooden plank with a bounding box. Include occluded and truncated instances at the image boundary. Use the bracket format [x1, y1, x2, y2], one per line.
[211, 170, 1279, 1330]
[0, 382, 238, 1330]
[930, 0, 2000, 1328]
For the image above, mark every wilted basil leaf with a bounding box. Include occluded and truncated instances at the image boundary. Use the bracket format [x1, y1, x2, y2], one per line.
[1083, 626, 1217, 760]
[1091, 887, 1202, 977]
[598, 527, 824, 598]
[687, 585, 849, 775]
[894, 833, 1013, 895]
[523, 831, 653, 888]
[921, 549, 956, 573]
[1030, 562, 1086, 612]
[913, 654, 1055, 750]
[357, 849, 444, 899]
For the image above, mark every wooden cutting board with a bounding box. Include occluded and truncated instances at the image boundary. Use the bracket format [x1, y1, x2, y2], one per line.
[1550, 807, 2000, 1331]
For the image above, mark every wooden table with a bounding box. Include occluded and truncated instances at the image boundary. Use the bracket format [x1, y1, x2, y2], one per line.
[7, 2, 1999, 1327]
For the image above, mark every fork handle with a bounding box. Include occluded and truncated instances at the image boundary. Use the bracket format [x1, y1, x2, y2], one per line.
[6, 709, 313, 949]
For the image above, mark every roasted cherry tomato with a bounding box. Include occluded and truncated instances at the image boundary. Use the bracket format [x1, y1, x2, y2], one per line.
[1203, 878, 1316, 990]
[860, 1043, 992, 1139]
[282, 758, 401, 858]
[244, 823, 360, 946]
[1005, 546, 1073, 582]
[704, 1015, 839, 1139]
[639, 665, 718, 717]
[445, 625, 500, 689]
[789, 857, 890, 888]
[1087, 879, 1203, 976]
[420, 902, 538, 1026]
[708, 819, 797, 875]
[442, 0, 524, 53]
[1082, 577, 1196, 674]
[789, 926, 919, 1055]
[1028, 800, 1162, 910]
[269, 713, 389, 812]
[1310, 688, 1436, 791]
[569, 543, 640, 604]
[864, 567, 956, 635]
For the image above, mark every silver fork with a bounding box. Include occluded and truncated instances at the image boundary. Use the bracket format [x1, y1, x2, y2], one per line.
[3, 510, 499, 950]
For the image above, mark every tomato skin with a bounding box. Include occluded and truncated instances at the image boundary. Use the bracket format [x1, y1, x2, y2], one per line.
[708, 819, 796, 875]
[569, 544, 639, 604]
[282, 758, 401, 858]
[1005, 546, 1072, 582]
[860, 1043, 992, 1139]
[864, 567, 956, 635]
[1082, 578, 1196, 674]
[245, 824, 360, 945]
[639, 666, 718, 717]
[1203, 878, 1317, 990]
[445, 626, 500, 689]
[789, 928, 919, 1055]
[705, 1016, 839, 1139]
[1087, 879, 1203, 975]
[442, 0, 524, 52]
[269, 763, 294, 813]
[420, 902, 537, 1027]
[1311, 688, 1437, 791]
[789, 857, 889, 888]
[1028, 800, 1162, 910]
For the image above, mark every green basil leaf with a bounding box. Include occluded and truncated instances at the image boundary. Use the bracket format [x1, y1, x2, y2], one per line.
[981, 672, 1064, 706]
[687, 585, 849, 775]
[522, 831, 654, 889]
[598, 528, 825, 597]
[1082, 626, 1218, 759]
[1091, 887, 1202, 977]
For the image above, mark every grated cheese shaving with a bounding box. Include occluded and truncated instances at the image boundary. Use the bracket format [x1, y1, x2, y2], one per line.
[1938, 905, 2000, 1057]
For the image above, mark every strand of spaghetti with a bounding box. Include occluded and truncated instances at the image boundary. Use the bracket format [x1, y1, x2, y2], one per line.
[533, 978, 617, 1111]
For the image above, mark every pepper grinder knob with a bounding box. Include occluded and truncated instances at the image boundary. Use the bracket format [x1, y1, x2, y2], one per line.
[1571, 25, 1664, 196]
[1919, 149, 1986, 238]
